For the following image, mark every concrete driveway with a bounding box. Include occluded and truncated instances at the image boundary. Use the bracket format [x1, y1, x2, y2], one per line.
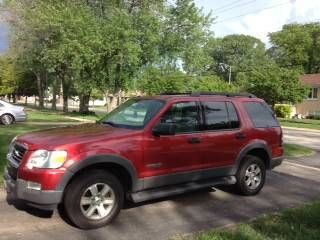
[0, 128, 320, 240]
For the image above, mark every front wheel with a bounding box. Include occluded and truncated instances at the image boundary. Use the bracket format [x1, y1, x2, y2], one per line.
[235, 155, 266, 196]
[63, 170, 124, 229]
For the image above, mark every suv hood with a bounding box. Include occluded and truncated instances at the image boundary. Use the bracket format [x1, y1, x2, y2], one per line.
[16, 123, 138, 151]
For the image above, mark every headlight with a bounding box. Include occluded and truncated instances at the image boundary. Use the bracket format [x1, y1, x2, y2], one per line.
[26, 150, 67, 169]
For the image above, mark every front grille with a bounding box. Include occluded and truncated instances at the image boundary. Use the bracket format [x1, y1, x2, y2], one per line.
[7, 142, 28, 180]
[10, 144, 27, 165]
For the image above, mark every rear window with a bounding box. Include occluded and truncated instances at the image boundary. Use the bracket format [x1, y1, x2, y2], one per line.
[202, 101, 240, 130]
[244, 102, 279, 128]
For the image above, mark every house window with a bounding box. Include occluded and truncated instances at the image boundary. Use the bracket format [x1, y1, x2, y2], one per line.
[308, 88, 318, 99]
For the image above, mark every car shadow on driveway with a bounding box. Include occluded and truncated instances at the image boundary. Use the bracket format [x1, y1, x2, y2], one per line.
[6, 192, 54, 219]
[3, 169, 320, 240]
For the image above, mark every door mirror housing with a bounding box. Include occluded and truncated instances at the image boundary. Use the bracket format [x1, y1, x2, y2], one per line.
[152, 122, 176, 136]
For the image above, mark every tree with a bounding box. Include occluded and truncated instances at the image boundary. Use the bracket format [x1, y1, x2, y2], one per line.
[269, 23, 320, 74]
[139, 67, 237, 95]
[160, 0, 213, 74]
[205, 34, 268, 82]
[239, 63, 308, 107]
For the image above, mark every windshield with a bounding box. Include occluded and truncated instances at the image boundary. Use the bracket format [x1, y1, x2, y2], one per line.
[99, 98, 165, 129]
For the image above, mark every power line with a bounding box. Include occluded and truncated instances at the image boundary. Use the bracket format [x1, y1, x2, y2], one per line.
[214, 0, 247, 12]
[216, 1, 291, 23]
[216, 0, 257, 14]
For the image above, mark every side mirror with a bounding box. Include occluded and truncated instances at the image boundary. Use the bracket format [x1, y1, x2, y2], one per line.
[152, 122, 176, 136]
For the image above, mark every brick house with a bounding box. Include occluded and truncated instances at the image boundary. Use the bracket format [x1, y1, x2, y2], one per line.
[296, 74, 320, 116]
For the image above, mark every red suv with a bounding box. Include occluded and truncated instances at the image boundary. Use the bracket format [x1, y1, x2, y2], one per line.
[4, 93, 283, 229]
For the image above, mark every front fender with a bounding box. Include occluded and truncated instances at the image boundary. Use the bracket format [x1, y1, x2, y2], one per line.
[57, 154, 141, 192]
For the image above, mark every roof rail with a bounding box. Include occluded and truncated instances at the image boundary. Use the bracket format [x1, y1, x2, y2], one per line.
[160, 92, 256, 98]
[160, 92, 192, 96]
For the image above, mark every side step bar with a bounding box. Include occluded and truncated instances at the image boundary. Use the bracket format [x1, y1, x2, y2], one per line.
[130, 176, 236, 203]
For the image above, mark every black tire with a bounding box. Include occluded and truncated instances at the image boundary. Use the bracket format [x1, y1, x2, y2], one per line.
[63, 170, 124, 229]
[234, 155, 266, 196]
[1, 114, 14, 125]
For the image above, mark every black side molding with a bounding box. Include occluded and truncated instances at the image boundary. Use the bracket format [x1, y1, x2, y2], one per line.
[130, 176, 236, 203]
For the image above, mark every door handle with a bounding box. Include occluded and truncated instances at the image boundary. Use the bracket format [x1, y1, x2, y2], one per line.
[188, 137, 202, 144]
[235, 132, 246, 140]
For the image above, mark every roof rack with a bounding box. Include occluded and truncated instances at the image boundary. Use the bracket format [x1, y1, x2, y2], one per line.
[160, 92, 256, 98]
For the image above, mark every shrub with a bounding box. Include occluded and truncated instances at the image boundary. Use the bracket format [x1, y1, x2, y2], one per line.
[274, 104, 292, 118]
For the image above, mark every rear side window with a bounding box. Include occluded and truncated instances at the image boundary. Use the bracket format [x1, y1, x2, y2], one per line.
[244, 102, 279, 128]
[202, 101, 240, 130]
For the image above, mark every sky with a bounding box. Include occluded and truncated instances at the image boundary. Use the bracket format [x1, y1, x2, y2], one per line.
[0, 0, 320, 53]
[195, 0, 320, 44]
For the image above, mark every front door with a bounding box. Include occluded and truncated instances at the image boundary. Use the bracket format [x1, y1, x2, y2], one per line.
[143, 101, 205, 187]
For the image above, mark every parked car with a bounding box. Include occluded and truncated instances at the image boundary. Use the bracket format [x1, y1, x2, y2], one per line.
[4, 93, 283, 229]
[0, 100, 27, 125]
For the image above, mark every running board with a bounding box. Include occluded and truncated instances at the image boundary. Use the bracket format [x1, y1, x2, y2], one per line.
[130, 176, 236, 203]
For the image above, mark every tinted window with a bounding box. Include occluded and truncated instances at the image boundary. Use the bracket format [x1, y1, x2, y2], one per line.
[161, 102, 199, 133]
[202, 102, 240, 130]
[227, 102, 240, 128]
[244, 102, 279, 128]
[203, 102, 229, 130]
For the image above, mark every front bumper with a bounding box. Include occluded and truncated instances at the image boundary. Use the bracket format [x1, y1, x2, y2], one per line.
[270, 156, 283, 169]
[14, 113, 27, 122]
[4, 168, 63, 210]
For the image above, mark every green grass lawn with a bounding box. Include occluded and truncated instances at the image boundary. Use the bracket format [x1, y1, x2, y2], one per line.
[284, 143, 315, 158]
[182, 201, 320, 240]
[280, 118, 320, 130]
[26, 108, 100, 122]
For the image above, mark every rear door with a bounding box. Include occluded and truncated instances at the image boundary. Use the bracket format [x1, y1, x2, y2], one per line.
[201, 101, 246, 169]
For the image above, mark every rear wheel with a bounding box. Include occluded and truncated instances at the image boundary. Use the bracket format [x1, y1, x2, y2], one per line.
[235, 155, 266, 196]
[1, 114, 14, 125]
[63, 170, 124, 229]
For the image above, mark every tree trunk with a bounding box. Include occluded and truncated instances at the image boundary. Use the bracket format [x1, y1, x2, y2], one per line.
[103, 90, 111, 112]
[79, 94, 90, 114]
[12, 94, 16, 104]
[63, 95, 68, 113]
[25, 96, 28, 105]
[51, 80, 58, 111]
[62, 77, 69, 113]
[35, 73, 44, 109]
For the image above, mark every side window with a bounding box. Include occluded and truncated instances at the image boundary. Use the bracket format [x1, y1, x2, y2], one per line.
[202, 102, 229, 130]
[0, 103, 3, 107]
[161, 102, 199, 133]
[244, 102, 279, 128]
[227, 102, 240, 128]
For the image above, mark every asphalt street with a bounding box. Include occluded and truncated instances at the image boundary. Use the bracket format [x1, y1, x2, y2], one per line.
[0, 127, 319, 240]
[283, 127, 320, 151]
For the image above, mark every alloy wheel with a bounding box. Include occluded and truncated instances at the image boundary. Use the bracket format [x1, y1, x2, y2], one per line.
[244, 163, 262, 190]
[80, 183, 115, 220]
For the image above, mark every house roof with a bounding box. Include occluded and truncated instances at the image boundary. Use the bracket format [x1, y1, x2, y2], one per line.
[300, 74, 320, 86]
